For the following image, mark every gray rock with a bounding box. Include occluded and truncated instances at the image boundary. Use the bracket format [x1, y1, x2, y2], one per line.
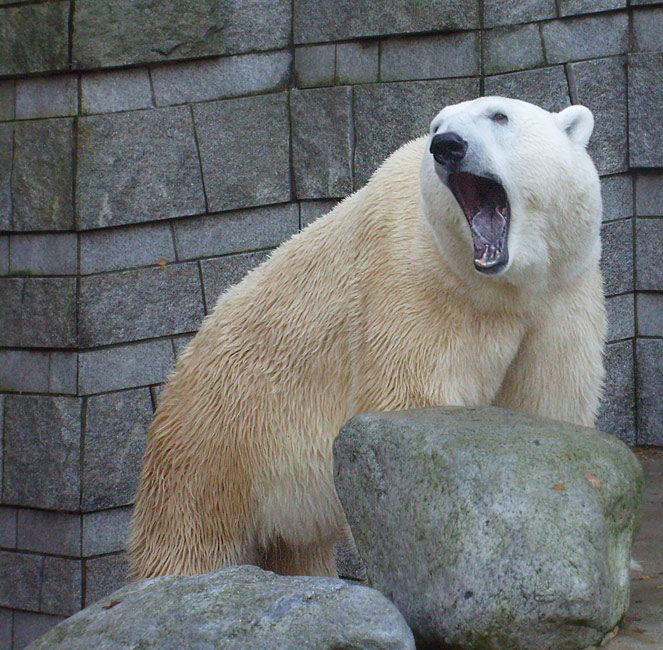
[193, 93, 291, 212]
[0, 124, 12, 230]
[80, 222, 176, 275]
[0, 607, 10, 650]
[570, 56, 628, 175]
[16, 510, 81, 557]
[41, 557, 82, 616]
[484, 24, 544, 76]
[79, 262, 205, 346]
[0, 350, 77, 395]
[3, 396, 81, 510]
[301, 199, 339, 227]
[294, 45, 336, 88]
[0, 551, 42, 611]
[635, 218, 663, 290]
[151, 51, 291, 106]
[380, 32, 480, 81]
[601, 174, 633, 222]
[334, 406, 642, 650]
[0, 80, 14, 121]
[0, 278, 77, 348]
[72, 0, 290, 68]
[15, 75, 78, 120]
[201, 250, 271, 311]
[541, 13, 629, 64]
[9, 233, 77, 276]
[84, 554, 130, 608]
[629, 53, 663, 167]
[294, 0, 479, 43]
[605, 293, 634, 342]
[78, 339, 174, 395]
[483, 66, 570, 112]
[336, 42, 379, 84]
[483, 0, 556, 27]
[0, 235, 6, 274]
[291, 87, 353, 199]
[0, 507, 16, 549]
[633, 7, 663, 52]
[354, 79, 479, 189]
[559, 0, 625, 16]
[601, 220, 633, 296]
[82, 389, 153, 510]
[77, 106, 205, 230]
[31, 565, 415, 650]
[598, 340, 636, 445]
[0, 2, 69, 76]
[83, 508, 132, 557]
[81, 68, 153, 115]
[637, 292, 663, 336]
[635, 171, 663, 216]
[172, 334, 195, 357]
[12, 118, 74, 231]
[13, 612, 65, 650]
[637, 339, 663, 446]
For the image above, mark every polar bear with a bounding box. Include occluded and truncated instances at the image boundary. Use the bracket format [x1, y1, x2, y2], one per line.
[129, 97, 605, 579]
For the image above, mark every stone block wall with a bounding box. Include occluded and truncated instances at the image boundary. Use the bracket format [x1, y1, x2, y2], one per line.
[0, 1, 661, 647]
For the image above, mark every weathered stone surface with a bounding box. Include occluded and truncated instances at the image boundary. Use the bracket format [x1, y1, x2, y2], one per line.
[17, 510, 81, 557]
[598, 340, 636, 445]
[336, 42, 379, 84]
[0, 124, 12, 230]
[84, 554, 130, 608]
[483, 0, 556, 27]
[81, 68, 153, 114]
[484, 24, 544, 75]
[41, 557, 82, 616]
[301, 199, 339, 227]
[14, 611, 65, 650]
[15, 75, 78, 120]
[0, 80, 14, 120]
[381, 33, 480, 81]
[80, 222, 176, 275]
[78, 339, 174, 395]
[559, 0, 625, 16]
[173, 203, 299, 260]
[541, 13, 629, 64]
[570, 56, 628, 175]
[0, 278, 77, 348]
[33, 566, 415, 650]
[601, 220, 633, 296]
[73, 0, 290, 68]
[10, 233, 77, 275]
[0, 607, 10, 650]
[0, 2, 69, 75]
[635, 171, 663, 216]
[172, 334, 195, 358]
[637, 339, 663, 446]
[335, 407, 642, 649]
[12, 118, 74, 231]
[0, 350, 76, 394]
[606, 293, 634, 342]
[354, 79, 478, 188]
[294, 0, 479, 43]
[637, 292, 663, 336]
[0, 236, 6, 274]
[79, 263, 204, 346]
[294, 45, 335, 88]
[83, 508, 132, 556]
[193, 93, 291, 212]
[629, 53, 663, 167]
[201, 250, 271, 311]
[0, 551, 41, 610]
[633, 7, 663, 52]
[602, 174, 633, 222]
[291, 87, 353, 199]
[152, 51, 291, 106]
[484, 66, 570, 112]
[77, 107, 205, 230]
[0, 507, 16, 548]
[82, 389, 152, 510]
[636, 219, 663, 291]
[3, 396, 81, 510]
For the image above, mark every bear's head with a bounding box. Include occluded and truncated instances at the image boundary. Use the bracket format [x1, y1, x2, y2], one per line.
[420, 96, 602, 291]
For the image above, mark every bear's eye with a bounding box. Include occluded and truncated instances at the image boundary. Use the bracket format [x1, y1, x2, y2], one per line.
[491, 112, 508, 124]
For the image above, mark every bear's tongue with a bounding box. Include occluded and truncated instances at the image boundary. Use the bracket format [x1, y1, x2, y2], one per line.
[448, 172, 509, 274]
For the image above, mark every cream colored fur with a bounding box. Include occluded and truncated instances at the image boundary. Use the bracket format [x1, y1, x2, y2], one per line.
[129, 98, 605, 579]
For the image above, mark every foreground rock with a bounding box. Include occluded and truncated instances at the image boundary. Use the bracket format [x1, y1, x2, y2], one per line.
[334, 406, 643, 650]
[27, 565, 415, 650]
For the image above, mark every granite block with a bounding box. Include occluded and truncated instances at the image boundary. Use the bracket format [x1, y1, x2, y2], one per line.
[77, 106, 205, 230]
[193, 93, 291, 212]
[294, 45, 336, 88]
[483, 0, 556, 27]
[15, 75, 78, 120]
[484, 24, 544, 75]
[301, 199, 339, 227]
[0, 508, 16, 549]
[637, 293, 663, 337]
[633, 7, 663, 52]
[9, 233, 77, 275]
[0, 608, 10, 650]
[13, 611, 64, 650]
[40, 557, 82, 616]
[16, 510, 81, 557]
[605, 293, 634, 342]
[0, 123, 12, 230]
[483, 66, 570, 112]
[628, 53, 663, 167]
[0, 350, 77, 394]
[0, 235, 8, 274]
[81, 68, 153, 114]
[82, 389, 152, 510]
[636, 218, 663, 291]
[3, 396, 81, 510]
[637, 339, 663, 445]
[601, 174, 633, 222]
[84, 554, 129, 607]
[0, 551, 41, 610]
[336, 42, 379, 85]
[635, 172, 663, 217]
[0, 80, 14, 121]
[597, 340, 635, 445]
[600, 219, 633, 296]
[291, 87, 353, 199]
[558, 0, 625, 16]
[172, 334, 195, 358]
[83, 507, 132, 556]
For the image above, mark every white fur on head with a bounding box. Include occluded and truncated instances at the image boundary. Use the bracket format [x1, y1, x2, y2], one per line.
[555, 105, 594, 147]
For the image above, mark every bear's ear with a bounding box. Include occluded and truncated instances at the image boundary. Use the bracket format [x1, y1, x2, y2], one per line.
[555, 105, 594, 147]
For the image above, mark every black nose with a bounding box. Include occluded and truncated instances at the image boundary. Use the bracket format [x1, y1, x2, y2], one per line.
[430, 132, 468, 165]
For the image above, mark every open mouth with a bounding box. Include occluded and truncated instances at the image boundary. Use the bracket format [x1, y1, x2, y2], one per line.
[447, 172, 510, 274]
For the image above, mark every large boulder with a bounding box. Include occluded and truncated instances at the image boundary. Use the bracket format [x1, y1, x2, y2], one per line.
[26, 565, 415, 650]
[334, 406, 643, 650]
